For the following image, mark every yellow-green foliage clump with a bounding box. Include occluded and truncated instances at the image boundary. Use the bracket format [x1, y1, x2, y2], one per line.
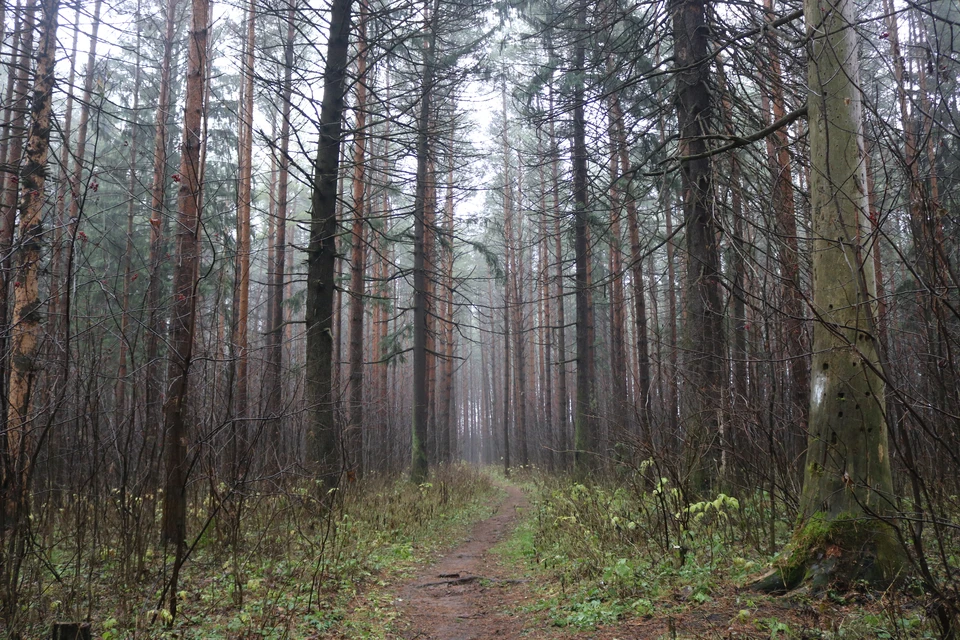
[522, 468, 771, 625]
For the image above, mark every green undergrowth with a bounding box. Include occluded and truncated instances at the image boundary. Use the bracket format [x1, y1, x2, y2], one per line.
[499, 469, 943, 638]
[17, 464, 501, 639]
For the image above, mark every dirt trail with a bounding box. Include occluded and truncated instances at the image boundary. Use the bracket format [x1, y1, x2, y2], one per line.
[393, 483, 537, 639]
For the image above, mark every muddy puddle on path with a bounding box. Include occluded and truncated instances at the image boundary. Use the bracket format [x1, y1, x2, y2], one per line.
[392, 484, 542, 640]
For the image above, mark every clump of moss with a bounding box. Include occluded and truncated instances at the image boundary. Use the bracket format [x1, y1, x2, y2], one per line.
[751, 513, 903, 594]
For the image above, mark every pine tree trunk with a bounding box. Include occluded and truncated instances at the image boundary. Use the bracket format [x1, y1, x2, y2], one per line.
[572, 1, 597, 475]
[410, 0, 437, 483]
[230, 0, 255, 476]
[347, 0, 368, 477]
[48, 3, 80, 362]
[508, 144, 529, 467]
[306, 0, 353, 492]
[116, 16, 143, 426]
[536, 134, 554, 470]
[4, 0, 58, 557]
[0, 0, 34, 445]
[673, 0, 724, 490]
[264, 0, 295, 470]
[161, 0, 208, 573]
[145, 0, 178, 490]
[62, 0, 104, 382]
[606, 109, 628, 448]
[438, 155, 456, 463]
[549, 86, 570, 471]
[611, 94, 652, 447]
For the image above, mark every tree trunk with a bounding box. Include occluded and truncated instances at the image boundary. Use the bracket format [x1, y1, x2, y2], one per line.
[673, 0, 724, 490]
[572, 2, 597, 475]
[502, 282, 511, 476]
[306, 0, 353, 492]
[3, 0, 58, 611]
[264, 0, 295, 470]
[48, 2, 80, 366]
[606, 103, 628, 449]
[549, 84, 570, 471]
[611, 94, 652, 447]
[347, 0, 368, 477]
[716, 57, 749, 461]
[0, 0, 33, 445]
[763, 0, 808, 470]
[755, 0, 904, 592]
[536, 132, 554, 470]
[146, 0, 179, 490]
[438, 154, 456, 463]
[230, 0, 255, 476]
[501, 105, 528, 468]
[116, 13, 143, 426]
[62, 0, 104, 380]
[161, 0, 208, 619]
[410, 0, 437, 483]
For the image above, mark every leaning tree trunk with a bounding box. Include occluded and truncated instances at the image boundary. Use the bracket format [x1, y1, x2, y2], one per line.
[753, 0, 904, 594]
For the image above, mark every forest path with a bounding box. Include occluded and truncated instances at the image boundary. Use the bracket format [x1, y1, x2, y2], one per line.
[391, 482, 543, 639]
[348, 479, 809, 640]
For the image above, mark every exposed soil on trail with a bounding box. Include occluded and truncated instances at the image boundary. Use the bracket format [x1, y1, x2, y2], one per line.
[355, 483, 889, 640]
[391, 483, 540, 639]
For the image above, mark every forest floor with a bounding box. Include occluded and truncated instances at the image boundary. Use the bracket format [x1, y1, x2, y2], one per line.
[334, 477, 929, 639]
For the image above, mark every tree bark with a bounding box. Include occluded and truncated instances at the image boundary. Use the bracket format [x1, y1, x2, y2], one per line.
[146, 0, 179, 489]
[161, 0, 208, 570]
[347, 0, 369, 477]
[755, 0, 904, 592]
[265, 0, 295, 470]
[410, 0, 438, 483]
[610, 94, 652, 447]
[438, 153, 457, 463]
[673, 0, 724, 490]
[572, 0, 597, 475]
[4, 0, 58, 557]
[230, 0, 256, 475]
[306, 0, 353, 492]
[0, 0, 33, 445]
[549, 84, 570, 471]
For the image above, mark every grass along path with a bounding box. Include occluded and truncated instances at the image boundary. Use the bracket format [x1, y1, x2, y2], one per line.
[335, 472, 938, 639]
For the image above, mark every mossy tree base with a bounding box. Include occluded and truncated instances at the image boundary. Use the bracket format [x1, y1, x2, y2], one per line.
[751, 515, 903, 594]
